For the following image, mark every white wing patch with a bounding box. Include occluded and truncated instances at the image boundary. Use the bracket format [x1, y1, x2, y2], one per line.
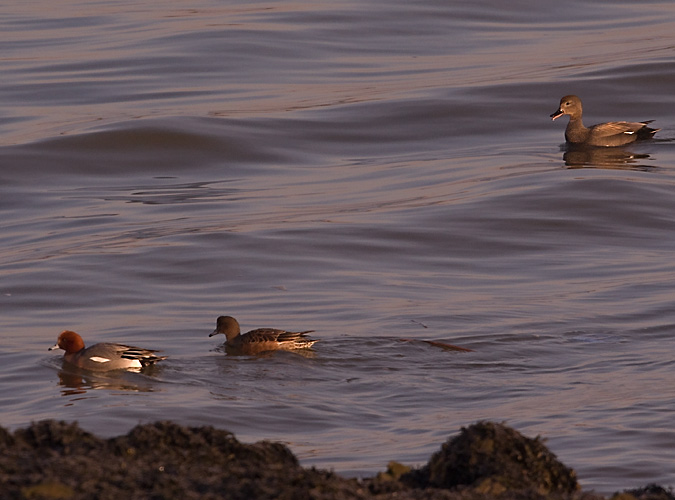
[89, 356, 111, 363]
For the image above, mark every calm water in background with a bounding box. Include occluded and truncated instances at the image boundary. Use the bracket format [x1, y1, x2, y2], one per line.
[1, 0, 675, 494]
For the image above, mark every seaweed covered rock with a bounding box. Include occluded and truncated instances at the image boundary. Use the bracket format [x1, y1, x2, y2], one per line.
[614, 484, 675, 500]
[0, 419, 667, 500]
[421, 421, 579, 496]
[0, 420, 367, 500]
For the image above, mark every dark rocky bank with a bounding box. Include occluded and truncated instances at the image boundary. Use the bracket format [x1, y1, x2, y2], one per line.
[0, 420, 671, 500]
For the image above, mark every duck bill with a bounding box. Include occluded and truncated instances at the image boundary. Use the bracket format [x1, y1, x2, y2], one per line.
[550, 109, 564, 121]
[48, 343, 60, 351]
[208, 330, 219, 337]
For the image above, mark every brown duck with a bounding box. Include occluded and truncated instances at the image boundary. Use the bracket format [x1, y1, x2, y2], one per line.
[550, 95, 658, 147]
[209, 315, 317, 355]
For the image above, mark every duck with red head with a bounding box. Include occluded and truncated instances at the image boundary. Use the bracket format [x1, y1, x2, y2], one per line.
[49, 330, 167, 371]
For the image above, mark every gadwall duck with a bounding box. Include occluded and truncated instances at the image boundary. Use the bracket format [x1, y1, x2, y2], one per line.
[209, 315, 317, 355]
[550, 95, 658, 147]
[49, 330, 167, 371]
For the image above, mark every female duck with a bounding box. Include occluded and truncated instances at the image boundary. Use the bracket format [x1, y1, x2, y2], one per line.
[550, 95, 658, 147]
[209, 315, 317, 355]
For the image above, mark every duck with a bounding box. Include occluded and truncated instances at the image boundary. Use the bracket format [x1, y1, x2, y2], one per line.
[49, 330, 167, 371]
[209, 315, 317, 355]
[550, 95, 658, 147]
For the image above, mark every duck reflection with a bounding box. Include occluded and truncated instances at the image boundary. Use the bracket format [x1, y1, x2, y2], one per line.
[211, 342, 317, 359]
[561, 144, 657, 171]
[56, 365, 160, 395]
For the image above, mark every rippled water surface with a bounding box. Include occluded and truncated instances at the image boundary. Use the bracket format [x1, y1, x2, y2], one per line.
[2, 0, 675, 494]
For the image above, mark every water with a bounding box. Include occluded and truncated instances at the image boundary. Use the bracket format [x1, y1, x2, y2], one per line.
[2, 0, 675, 494]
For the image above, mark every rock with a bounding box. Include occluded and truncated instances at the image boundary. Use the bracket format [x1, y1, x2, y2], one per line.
[0, 419, 667, 500]
[419, 421, 579, 496]
[0, 420, 366, 500]
[614, 484, 675, 500]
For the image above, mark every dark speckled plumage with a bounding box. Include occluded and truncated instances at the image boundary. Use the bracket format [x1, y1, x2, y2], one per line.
[550, 95, 658, 147]
[209, 315, 317, 355]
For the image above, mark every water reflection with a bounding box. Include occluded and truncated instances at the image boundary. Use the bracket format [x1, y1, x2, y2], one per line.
[561, 144, 657, 171]
[56, 365, 161, 395]
[211, 343, 318, 359]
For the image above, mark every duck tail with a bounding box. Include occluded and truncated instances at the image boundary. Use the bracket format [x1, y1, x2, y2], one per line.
[639, 121, 659, 139]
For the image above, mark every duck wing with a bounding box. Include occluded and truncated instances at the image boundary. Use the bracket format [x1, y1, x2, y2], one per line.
[117, 344, 165, 361]
[586, 120, 658, 146]
[590, 121, 648, 138]
[86, 343, 167, 367]
[244, 328, 315, 343]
